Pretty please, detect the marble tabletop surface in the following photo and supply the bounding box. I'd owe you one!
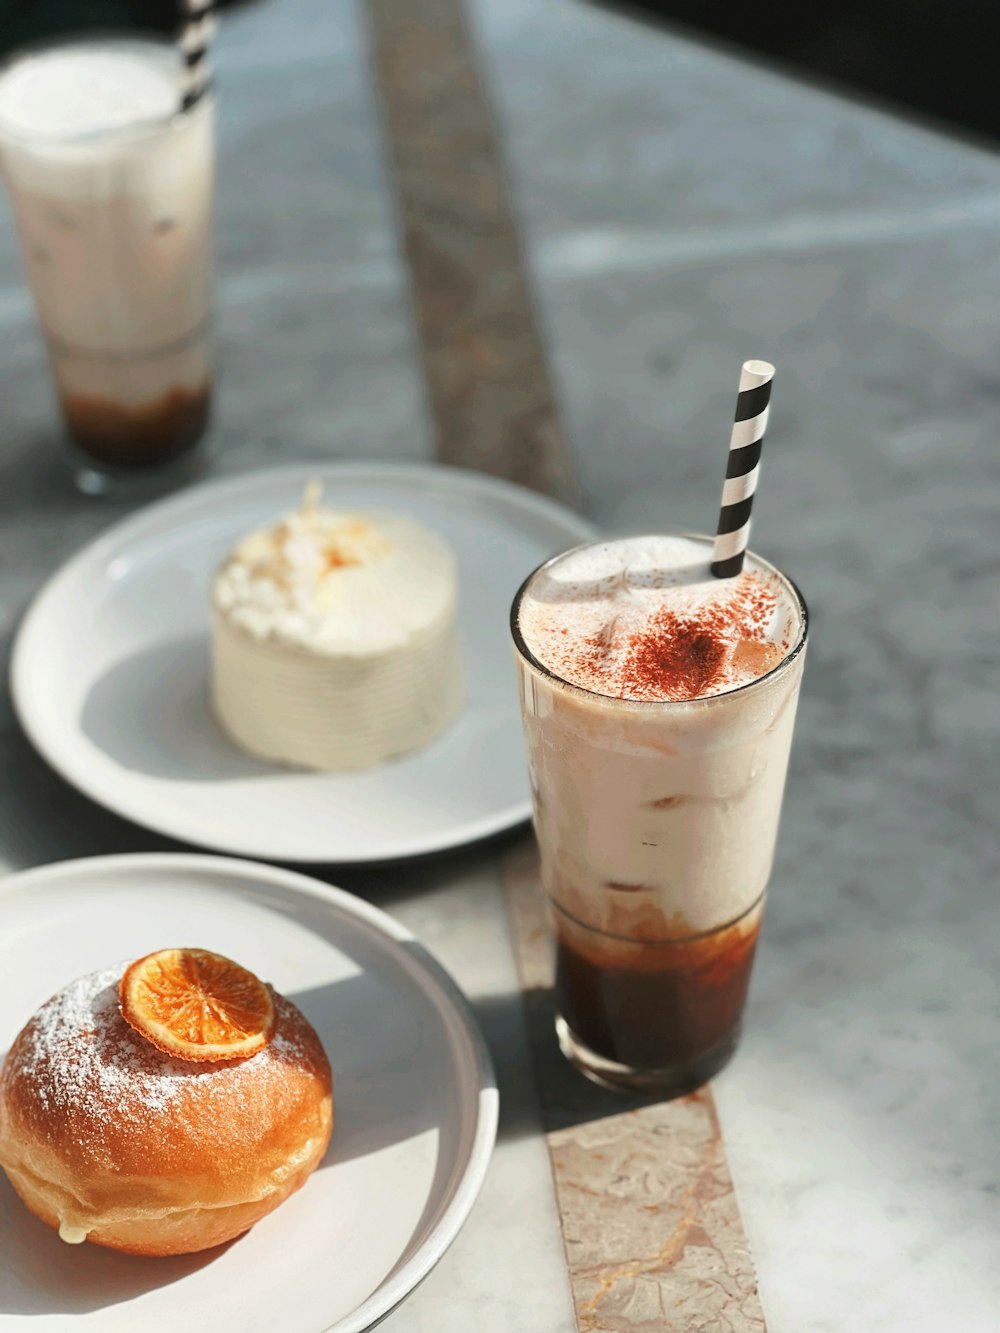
[1,0,998,1329]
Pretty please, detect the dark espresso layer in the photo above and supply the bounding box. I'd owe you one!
[555,911,760,1072]
[60,382,211,467]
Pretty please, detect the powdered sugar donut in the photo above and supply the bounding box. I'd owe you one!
[0,964,333,1256]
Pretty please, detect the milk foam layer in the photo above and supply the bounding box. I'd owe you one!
[0,46,179,141]
[518,535,802,703]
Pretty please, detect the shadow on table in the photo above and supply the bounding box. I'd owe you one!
[472,988,667,1138]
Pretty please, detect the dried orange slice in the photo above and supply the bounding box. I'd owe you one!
[120,948,275,1062]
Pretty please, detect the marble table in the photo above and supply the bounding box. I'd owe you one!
[1,0,998,1329]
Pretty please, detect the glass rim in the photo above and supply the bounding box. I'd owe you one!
[509,531,809,708]
[0,35,211,150]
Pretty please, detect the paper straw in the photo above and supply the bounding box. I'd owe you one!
[179,0,216,112]
[710,359,775,578]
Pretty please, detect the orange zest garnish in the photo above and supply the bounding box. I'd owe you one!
[120,948,275,1062]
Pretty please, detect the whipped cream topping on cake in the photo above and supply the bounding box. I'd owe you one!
[210,485,465,770]
[213,484,456,656]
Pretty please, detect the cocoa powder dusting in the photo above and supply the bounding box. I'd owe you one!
[624,616,727,699]
[550,572,781,702]
[621,574,778,700]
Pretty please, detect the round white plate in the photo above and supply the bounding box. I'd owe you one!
[0,854,498,1333]
[11,462,594,862]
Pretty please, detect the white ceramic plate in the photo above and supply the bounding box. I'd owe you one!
[0,854,498,1332]
[11,462,594,863]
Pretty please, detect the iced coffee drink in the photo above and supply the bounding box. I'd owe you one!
[512,534,807,1093]
[0,40,213,479]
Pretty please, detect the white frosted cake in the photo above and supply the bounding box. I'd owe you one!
[211,485,464,770]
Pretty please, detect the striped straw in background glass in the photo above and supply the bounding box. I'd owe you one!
[179,0,216,112]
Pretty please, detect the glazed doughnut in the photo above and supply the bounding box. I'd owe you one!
[0,964,333,1256]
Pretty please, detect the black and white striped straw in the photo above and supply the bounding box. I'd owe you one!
[179,0,216,112]
[710,359,775,579]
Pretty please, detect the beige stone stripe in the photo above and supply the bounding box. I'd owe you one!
[367,0,580,505]
[368,4,765,1328]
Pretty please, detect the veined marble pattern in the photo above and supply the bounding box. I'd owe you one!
[551,1102,763,1333]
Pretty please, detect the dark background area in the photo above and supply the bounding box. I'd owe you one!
[0,0,243,53]
[612,0,1000,145]
[3,0,997,148]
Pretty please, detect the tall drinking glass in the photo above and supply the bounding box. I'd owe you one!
[0,39,214,492]
[511,533,808,1094]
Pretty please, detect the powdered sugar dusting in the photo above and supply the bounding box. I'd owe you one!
[4,964,319,1152]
